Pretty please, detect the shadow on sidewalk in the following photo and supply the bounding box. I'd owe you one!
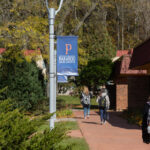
[95,111,140,130]
[82,121,100,125]
[74,116,84,119]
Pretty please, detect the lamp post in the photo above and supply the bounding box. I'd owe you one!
[45,0,63,129]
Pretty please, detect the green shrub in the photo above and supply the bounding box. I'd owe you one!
[0,98,14,113]
[0,100,70,150]
[0,58,46,111]
[26,127,68,150]
[0,101,35,150]
[78,58,113,90]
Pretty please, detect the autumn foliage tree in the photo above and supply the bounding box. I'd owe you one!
[1,0,150,93]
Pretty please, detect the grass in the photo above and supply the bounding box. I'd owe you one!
[30,95,91,149]
[56,109,73,118]
[58,137,89,150]
[56,121,79,130]
[31,95,93,149]
[37,120,79,132]
[57,95,98,110]
[56,121,89,149]
[37,120,89,150]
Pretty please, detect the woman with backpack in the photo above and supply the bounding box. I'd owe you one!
[96,88,110,125]
[80,86,91,119]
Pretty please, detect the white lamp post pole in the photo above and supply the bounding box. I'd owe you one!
[45,0,63,129]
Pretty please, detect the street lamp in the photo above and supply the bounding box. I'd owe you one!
[45,0,64,129]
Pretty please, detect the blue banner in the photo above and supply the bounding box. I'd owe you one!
[57,75,68,83]
[57,36,78,76]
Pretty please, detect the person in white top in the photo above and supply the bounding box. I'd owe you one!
[96,88,110,124]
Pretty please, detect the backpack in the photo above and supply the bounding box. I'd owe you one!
[81,93,90,105]
[98,96,106,107]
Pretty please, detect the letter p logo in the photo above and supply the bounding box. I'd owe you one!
[65,44,72,55]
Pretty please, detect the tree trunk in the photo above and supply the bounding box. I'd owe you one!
[121,1,124,50]
[56,0,73,36]
[115,1,120,50]
[73,2,97,34]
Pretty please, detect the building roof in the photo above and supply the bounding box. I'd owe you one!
[114,50,147,76]
[0,48,41,56]
[23,49,41,56]
[116,49,133,57]
[130,38,150,69]
[0,48,6,54]
[116,50,129,57]
[112,50,133,62]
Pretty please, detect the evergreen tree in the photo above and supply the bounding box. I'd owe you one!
[0,56,45,111]
[0,99,68,150]
[79,58,113,91]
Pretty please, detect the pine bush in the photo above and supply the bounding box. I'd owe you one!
[0,59,46,111]
[0,100,35,150]
[0,100,70,150]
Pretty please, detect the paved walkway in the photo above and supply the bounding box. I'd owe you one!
[73,110,150,150]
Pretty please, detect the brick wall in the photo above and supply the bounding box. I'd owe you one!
[116,77,128,111]
[115,76,149,111]
[128,76,149,108]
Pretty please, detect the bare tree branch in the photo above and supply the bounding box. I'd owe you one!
[73,2,97,34]
[56,0,72,35]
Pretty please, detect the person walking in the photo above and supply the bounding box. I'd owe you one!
[142,96,150,144]
[97,88,110,125]
[80,86,91,119]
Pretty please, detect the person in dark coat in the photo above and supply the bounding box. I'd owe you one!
[142,96,150,144]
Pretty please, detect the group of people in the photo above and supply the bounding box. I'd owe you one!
[80,86,110,124]
[80,85,150,144]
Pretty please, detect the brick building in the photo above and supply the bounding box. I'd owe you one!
[130,38,150,72]
[112,50,149,111]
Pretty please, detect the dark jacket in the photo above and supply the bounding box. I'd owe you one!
[142,101,150,144]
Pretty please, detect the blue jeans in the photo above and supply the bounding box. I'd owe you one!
[83,104,90,118]
[99,107,107,122]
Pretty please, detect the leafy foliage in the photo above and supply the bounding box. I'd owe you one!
[0,0,144,73]
[26,127,69,150]
[0,99,70,150]
[0,51,45,111]
[1,0,150,98]
[78,58,113,90]
[82,29,116,61]
[0,100,35,150]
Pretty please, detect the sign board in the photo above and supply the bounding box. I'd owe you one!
[57,75,68,83]
[57,36,78,76]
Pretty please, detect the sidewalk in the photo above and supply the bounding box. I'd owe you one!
[73,110,150,150]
